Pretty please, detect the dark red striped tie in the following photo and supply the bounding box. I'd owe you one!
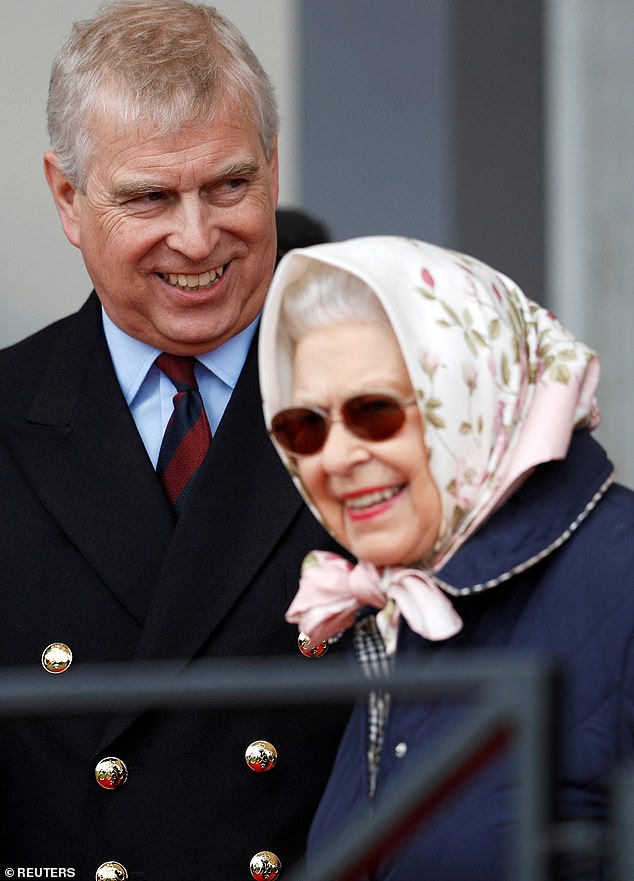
[156,353,212,514]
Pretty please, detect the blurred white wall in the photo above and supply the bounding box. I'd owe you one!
[0,0,299,347]
[546,0,634,486]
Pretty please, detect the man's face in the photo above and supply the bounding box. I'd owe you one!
[45,100,279,354]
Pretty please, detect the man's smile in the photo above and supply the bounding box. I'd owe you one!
[158,264,225,291]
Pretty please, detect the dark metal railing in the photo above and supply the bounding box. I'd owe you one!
[0,653,629,880]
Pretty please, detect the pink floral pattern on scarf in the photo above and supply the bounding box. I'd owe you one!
[259,236,601,645]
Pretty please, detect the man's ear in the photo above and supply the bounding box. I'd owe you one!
[44,152,82,249]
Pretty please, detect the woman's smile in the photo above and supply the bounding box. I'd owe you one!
[340,483,406,520]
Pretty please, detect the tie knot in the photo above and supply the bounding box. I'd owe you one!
[156,353,198,391]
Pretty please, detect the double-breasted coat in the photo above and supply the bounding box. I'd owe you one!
[0,293,349,879]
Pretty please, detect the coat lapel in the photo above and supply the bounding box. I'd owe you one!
[94,335,305,752]
[1,295,174,626]
[133,336,303,661]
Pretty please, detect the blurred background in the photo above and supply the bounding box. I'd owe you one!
[1,0,632,484]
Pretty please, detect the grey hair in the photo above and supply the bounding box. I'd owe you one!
[47,0,280,189]
[280,263,390,343]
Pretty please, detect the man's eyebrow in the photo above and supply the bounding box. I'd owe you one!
[112,160,262,200]
[216,159,261,178]
[112,181,167,200]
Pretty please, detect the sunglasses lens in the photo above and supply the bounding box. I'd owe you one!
[271,395,409,455]
[344,394,406,440]
[271,408,327,455]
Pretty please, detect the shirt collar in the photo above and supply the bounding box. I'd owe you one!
[102,307,259,406]
[196,316,259,388]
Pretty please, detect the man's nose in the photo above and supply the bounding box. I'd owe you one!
[165,198,220,260]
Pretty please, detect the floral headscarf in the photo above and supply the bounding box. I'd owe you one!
[260,236,600,573]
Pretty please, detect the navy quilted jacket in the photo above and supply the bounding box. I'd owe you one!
[308,431,634,880]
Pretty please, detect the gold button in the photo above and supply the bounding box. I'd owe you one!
[41,642,73,674]
[95,862,128,881]
[250,851,281,880]
[95,757,128,790]
[245,740,278,773]
[298,632,328,658]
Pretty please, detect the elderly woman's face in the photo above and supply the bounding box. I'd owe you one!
[292,321,441,567]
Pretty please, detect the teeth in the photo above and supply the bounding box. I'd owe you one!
[164,265,224,290]
[345,486,402,510]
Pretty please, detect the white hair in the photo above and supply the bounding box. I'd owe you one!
[47,0,279,189]
[280,263,390,344]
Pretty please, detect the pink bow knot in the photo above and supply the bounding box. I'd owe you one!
[285,550,463,653]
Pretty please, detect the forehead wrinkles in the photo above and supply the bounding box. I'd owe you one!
[91,126,260,196]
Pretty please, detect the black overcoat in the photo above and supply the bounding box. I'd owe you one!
[0,293,349,879]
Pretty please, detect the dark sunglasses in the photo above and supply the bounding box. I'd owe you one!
[270,393,418,456]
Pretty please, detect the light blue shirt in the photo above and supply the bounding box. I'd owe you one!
[102,308,258,467]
